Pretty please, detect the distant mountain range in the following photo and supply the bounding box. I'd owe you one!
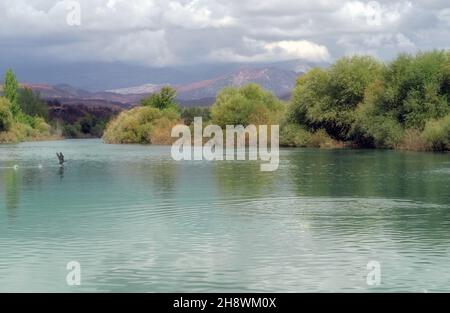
[21,67,303,107]
[1,59,324,91]
[108,67,299,100]
[8,59,325,108]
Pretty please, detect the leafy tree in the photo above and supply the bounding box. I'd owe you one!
[0,97,13,132]
[351,51,450,148]
[289,56,383,141]
[382,51,450,129]
[423,114,450,151]
[79,114,94,134]
[103,106,180,144]
[3,69,20,117]
[181,107,211,125]
[141,86,179,111]
[211,84,284,127]
[18,88,49,119]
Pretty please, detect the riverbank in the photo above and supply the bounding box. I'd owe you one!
[0,125,62,144]
[0,134,62,144]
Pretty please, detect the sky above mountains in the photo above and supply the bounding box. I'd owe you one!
[0,0,449,70]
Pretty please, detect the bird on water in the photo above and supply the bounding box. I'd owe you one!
[56,152,66,167]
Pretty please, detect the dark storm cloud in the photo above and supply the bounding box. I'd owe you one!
[0,0,448,67]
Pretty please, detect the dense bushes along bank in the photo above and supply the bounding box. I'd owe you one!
[0,70,57,143]
[0,69,118,143]
[103,50,450,151]
[2,50,443,151]
[285,50,450,151]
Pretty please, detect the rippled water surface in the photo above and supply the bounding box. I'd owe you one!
[1,139,450,292]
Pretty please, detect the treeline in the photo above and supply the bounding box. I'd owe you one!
[103,87,181,144]
[104,50,450,152]
[103,84,286,145]
[4,50,447,150]
[47,99,117,139]
[0,69,54,143]
[3,50,442,151]
[286,50,450,151]
[0,69,117,143]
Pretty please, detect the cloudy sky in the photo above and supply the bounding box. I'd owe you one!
[0,0,449,68]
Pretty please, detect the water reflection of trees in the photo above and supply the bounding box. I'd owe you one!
[148,161,178,195]
[288,149,450,202]
[287,148,450,243]
[2,163,21,217]
[213,161,275,198]
[127,160,179,196]
[2,164,47,218]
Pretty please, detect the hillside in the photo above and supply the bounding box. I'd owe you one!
[109,67,299,101]
[3,65,305,109]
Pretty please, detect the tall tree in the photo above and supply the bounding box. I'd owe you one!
[0,97,13,132]
[141,86,179,111]
[18,88,48,119]
[3,69,20,116]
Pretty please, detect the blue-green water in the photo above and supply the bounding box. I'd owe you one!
[1,139,450,292]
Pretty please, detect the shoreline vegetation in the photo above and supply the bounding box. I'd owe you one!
[103,50,450,152]
[0,70,60,143]
[2,50,450,152]
[0,69,114,143]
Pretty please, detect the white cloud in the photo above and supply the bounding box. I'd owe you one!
[438,8,450,25]
[164,0,237,29]
[0,0,447,66]
[336,1,413,30]
[209,38,330,63]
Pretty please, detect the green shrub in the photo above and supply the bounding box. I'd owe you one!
[181,107,211,125]
[399,129,429,151]
[3,69,20,116]
[422,114,450,151]
[352,97,404,148]
[382,51,450,129]
[0,97,13,132]
[18,88,49,119]
[309,129,339,148]
[280,123,313,147]
[289,56,383,141]
[141,86,179,111]
[211,84,284,127]
[103,106,181,144]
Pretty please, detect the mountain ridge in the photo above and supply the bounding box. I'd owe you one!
[107,67,300,101]
[11,64,313,108]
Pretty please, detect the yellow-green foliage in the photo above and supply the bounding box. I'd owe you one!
[280,123,313,147]
[289,56,383,142]
[422,114,450,151]
[280,123,340,148]
[398,129,429,151]
[0,96,53,143]
[287,50,450,151]
[103,106,181,144]
[211,84,285,127]
[0,97,13,132]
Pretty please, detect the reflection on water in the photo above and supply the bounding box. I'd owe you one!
[58,166,64,181]
[213,161,275,198]
[2,162,21,217]
[0,140,450,292]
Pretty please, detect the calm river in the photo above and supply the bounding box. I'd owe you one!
[1,139,450,292]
